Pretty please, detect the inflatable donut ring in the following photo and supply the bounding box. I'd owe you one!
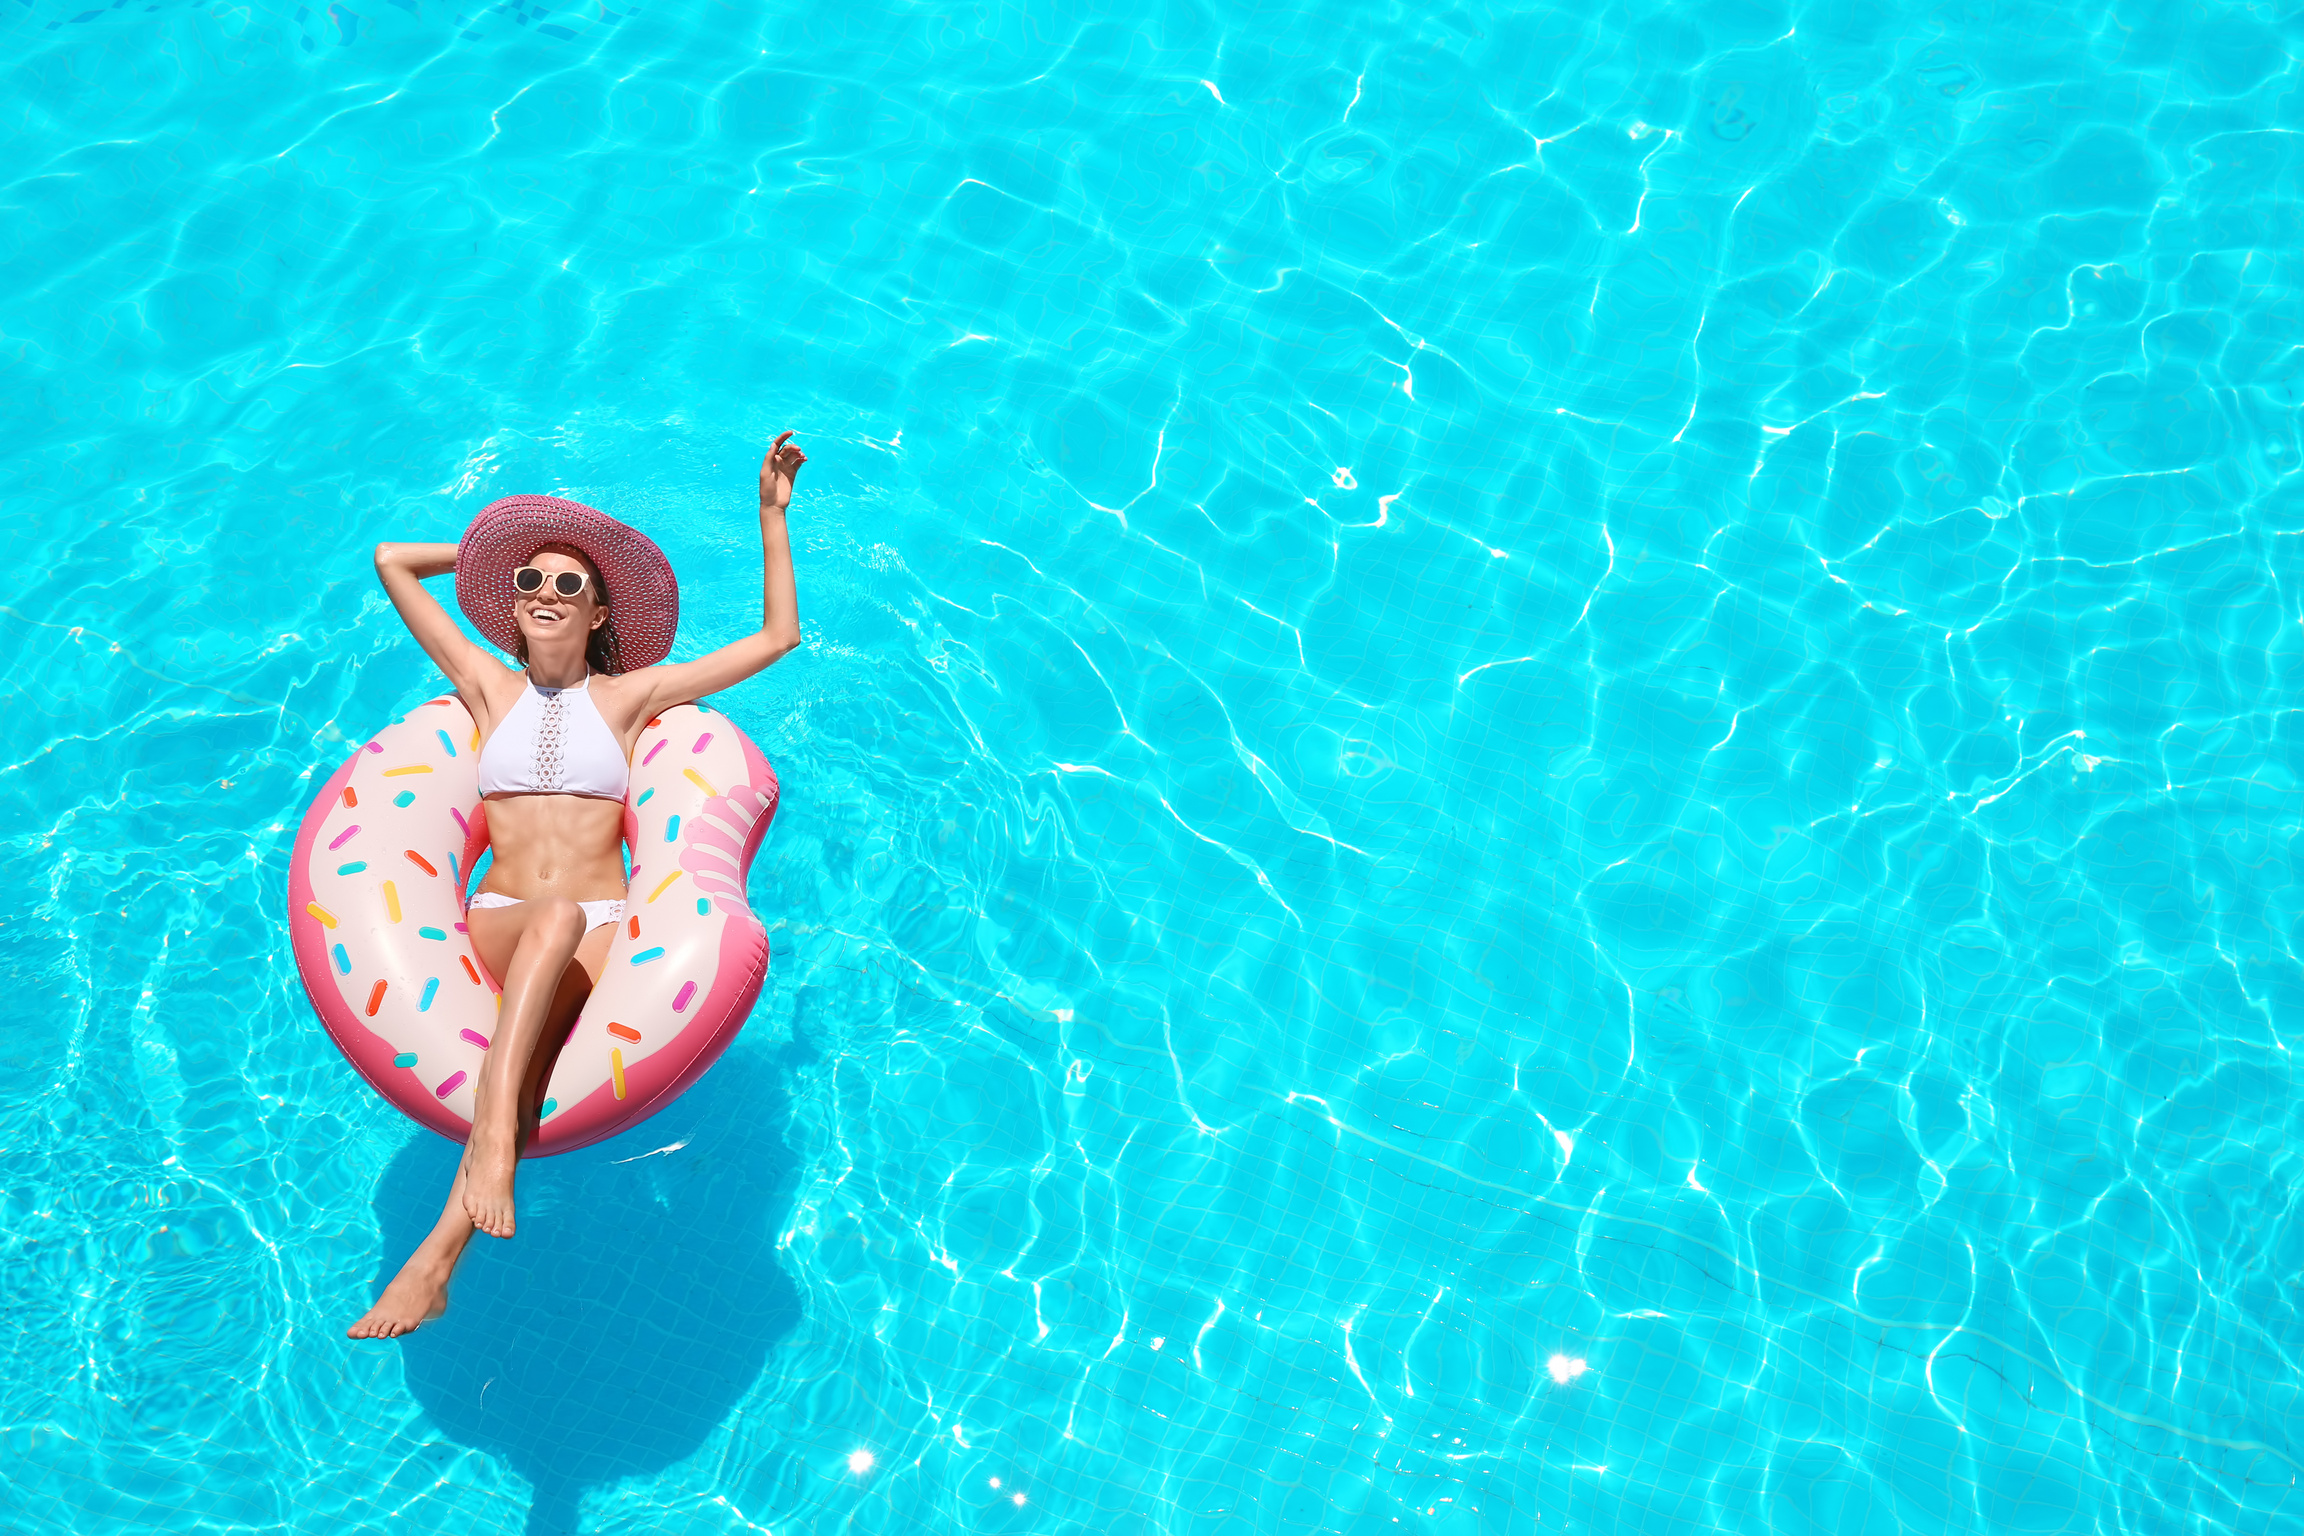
[286,696,780,1156]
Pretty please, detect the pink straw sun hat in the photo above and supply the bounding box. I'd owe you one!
[455,495,680,672]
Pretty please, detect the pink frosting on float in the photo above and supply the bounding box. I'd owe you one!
[541,728,779,1149]
[289,703,781,1158]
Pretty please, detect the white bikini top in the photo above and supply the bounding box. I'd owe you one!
[475,675,631,802]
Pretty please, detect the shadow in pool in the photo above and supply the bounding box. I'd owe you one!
[372,1046,804,1534]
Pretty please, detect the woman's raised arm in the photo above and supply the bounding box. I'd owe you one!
[374,541,501,695]
[632,433,807,713]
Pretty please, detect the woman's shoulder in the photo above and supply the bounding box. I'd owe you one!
[459,663,527,722]
[589,668,666,730]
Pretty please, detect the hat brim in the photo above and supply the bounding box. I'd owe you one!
[455,496,680,671]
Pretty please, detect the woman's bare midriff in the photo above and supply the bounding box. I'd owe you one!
[475,792,629,902]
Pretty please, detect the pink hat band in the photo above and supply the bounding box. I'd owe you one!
[455,496,680,671]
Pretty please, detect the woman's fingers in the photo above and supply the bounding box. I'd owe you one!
[758,433,805,509]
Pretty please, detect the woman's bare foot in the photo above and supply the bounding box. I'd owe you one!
[347,1253,453,1338]
[461,1120,520,1238]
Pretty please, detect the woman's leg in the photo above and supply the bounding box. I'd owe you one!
[459,897,613,1238]
[347,1161,480,1338]
[346,900,612,1335]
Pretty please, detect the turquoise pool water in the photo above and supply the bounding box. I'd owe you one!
[7,0,2303,1531]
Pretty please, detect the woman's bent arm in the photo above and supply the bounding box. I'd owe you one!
[375,541,500,694]
[634,434,807,713]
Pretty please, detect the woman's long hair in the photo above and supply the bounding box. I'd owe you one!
[513,541,625,675]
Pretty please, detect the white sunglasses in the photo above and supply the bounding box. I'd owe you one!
[513,566,594,599]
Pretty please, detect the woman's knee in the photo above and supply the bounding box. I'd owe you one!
[525,898,588,947]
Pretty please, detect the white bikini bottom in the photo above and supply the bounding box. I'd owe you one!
[468,891,626,931]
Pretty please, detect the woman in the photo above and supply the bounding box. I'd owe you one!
[347,432,807,1339]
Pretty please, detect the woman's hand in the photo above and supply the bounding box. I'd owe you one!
[759,431,807,515]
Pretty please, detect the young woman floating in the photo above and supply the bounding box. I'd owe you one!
[340,433,805,1338]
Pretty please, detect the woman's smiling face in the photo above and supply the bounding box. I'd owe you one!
[514,545,607,650]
